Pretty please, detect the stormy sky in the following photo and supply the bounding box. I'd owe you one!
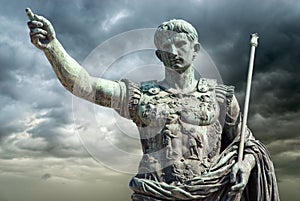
[0,0,299,200]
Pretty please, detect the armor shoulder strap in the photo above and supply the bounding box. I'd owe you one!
[121,79,145,126]
[215,84,235,105]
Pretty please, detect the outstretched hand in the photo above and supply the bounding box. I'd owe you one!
[228,154,255,198]
[26,8,56,50]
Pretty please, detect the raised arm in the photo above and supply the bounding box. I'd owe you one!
[26,8,123,109]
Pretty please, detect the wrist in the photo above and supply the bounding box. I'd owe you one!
[244,154,256,169]
[44,38,59,51]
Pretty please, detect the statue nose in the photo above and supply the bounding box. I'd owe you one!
[168,44,178,55]
[157,50,177,61]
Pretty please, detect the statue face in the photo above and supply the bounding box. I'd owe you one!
[156,32,199,73]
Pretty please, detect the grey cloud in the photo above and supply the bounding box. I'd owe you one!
[41,173,51,181]
[274,150,300,177]
[251,70,300,117]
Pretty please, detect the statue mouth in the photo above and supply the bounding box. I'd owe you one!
[170,58,182,62]
[168,57,185,68]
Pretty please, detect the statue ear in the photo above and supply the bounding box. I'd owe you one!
[155,50,163,61]
[192,43,200,60]
[194,42,200,53]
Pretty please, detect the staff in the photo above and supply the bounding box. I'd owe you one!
[238,33,259,163]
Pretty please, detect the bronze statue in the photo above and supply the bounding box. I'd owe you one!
[26,8,279,201]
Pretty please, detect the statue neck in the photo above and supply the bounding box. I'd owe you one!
[163,65,197,93]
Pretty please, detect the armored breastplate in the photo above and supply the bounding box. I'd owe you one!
[124,78,234,183]
[125,78,233,184]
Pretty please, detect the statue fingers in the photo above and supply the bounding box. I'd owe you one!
[26,8,48,25]
[230,164,239,183]
[29,27,49,49]
[231,171,247,192]
[231,181,246,192]
[27,21,44,29]
[31,34,47,49]
[26,8,35,21]
[25,8,55,39]
[35,15,55,39]
[30,28,48,37]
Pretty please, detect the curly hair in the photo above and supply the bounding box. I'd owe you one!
[154,19,199,48]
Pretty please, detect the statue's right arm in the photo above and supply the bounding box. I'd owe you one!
[26,8,123,109]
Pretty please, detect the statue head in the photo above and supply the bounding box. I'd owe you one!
[154,19,200,73]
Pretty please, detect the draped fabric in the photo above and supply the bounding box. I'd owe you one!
[130,134,280,201]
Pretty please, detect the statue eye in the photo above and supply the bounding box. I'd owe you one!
[162,43,171,50]
[175,41,187,47]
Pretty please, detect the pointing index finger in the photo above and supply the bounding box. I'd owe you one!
[26,8,35,20]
